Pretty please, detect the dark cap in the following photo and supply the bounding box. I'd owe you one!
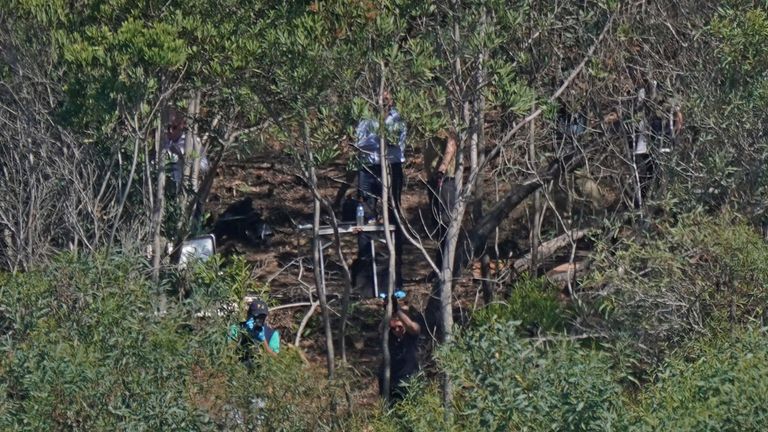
[247,299,269,318]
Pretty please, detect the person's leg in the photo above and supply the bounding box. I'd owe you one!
[633,154,647,209]
[378,367,386,398]
[391,379,407,402]
[636,153,654,206]
[358,166,380,219]
[356,165,381,292]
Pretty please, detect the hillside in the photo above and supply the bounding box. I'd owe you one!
[4,0,768,430]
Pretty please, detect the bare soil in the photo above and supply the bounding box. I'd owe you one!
[208,153,450,407]
[206,150,593,408]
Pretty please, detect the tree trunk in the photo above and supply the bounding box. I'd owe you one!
[529,106,541,274]
[306,120,335,379]
[107,131,141,249]
[513,228,591,273]
[377,69,396,402]
[461,151,585,275]
[474,10,492,305]
[151,114,168,313]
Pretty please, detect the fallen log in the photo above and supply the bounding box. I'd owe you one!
[513,228,592,273]
[545,261,589,286]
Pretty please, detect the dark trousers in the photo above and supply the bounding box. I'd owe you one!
[378,371,412,402]
[428,176,457,269]
[634,153,655,209]
[357,163,404,289]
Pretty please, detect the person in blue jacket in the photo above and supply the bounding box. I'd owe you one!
[229,299,280,367]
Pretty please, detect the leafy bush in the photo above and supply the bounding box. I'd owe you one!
[583,212,768,364]
[385,318,625,432]
[475,275,566,335]
[0,252,337,431]
[630,327,768,431]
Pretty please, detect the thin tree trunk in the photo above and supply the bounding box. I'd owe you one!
[377,68,396,402]
[529,105,541,274]
[474,8,493,304]
[437,0,469,420]
[306,119,335,379]
[107,130,141,249]
[151,114,168,313]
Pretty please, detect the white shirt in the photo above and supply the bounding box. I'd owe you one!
[164,133,209,184]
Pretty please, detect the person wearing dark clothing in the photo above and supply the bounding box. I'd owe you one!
[629,80,684,209]
[379,300,421,402]
[229,299,280,368]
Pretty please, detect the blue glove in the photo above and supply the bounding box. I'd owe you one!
[254,328,266,342]
[378,290,406,300]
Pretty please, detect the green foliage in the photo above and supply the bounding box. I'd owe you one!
[671,3,768,217]
[712,6,768,93]
[584,212,768,364]
[368,323,768,432]
[0,253,336,430]
[630,328,768,431]
[475,275,566,335]
[386,320,625,432]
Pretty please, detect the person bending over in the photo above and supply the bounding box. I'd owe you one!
[379,294,421,402]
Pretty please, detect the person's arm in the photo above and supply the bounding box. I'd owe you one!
[259,328,279,356]
[395,309,421,336]
[355,134,380,154]
[437,130,457,175]
[261,339,278,356]
[397,118,407,155]
[165,137,184,157]
[353,119,380,153]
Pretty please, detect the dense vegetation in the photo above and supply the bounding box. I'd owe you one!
[3,0,768,430]
[5,218,768,430]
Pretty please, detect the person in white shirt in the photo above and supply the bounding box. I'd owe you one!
[631,85,655,209]
[164,110,209,194]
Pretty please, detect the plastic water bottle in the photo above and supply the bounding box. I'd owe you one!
[356,202,365,226]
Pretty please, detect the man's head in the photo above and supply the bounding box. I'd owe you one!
[247,299,269,327]
[166,110,186,142]
[383,91,394,110]
[390,317,406,338]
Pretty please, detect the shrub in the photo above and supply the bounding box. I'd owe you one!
[386,318,626,432]
[475,275,566,335]
[630,327,768,431]
[582,212,768,365]
[0,252,336,431]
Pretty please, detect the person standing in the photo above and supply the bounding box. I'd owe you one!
[629,84,655,209]
[164,109,209,194]
[423,127,458,271]
[354,91,407,290]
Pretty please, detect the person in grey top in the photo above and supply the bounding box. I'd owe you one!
[354,91,407,291]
